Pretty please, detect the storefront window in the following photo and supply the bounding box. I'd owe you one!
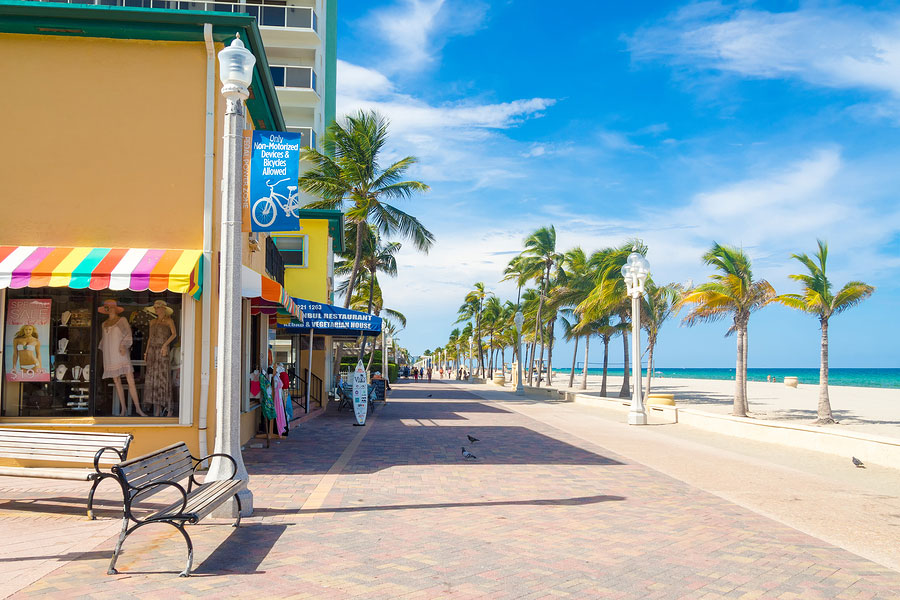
[2,288,182,419]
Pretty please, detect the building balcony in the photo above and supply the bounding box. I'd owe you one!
[271,65,319,106]
[28,0,320,46]
[286,126,317,150]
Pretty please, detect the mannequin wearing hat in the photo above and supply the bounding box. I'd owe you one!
[98,299,147,417]
[144,300,177,417]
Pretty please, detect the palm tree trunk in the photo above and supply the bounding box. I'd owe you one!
[357,270,377,360]
[619,324,630,398]
[581,335,590,391]
[568,336,578,388]
[742,322,750,415]
[547,320,555,384]
[733,324,746,417]
[531,271,547,386]
[817,318,834,424]
[644,339,655,398]
[600,336,608,396]
[344,222,366,309]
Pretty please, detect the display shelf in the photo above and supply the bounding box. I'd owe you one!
[55,352,90,356]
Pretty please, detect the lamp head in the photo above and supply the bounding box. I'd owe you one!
[514,310,524,329]
[218,34,256,96]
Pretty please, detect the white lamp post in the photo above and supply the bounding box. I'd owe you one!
[621,247,650,426]
[514,311,525,395]
[468,339,473,382]
[209,34,256,515]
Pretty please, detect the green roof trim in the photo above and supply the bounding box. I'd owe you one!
[298,209,344,253]
[0,0,285,131]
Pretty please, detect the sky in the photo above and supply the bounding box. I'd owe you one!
[334,0,900,369]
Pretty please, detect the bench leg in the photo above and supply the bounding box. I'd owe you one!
[107,518,129,575]
[233,494,242,528]
[173,522,194,577]
[87,477,102,520]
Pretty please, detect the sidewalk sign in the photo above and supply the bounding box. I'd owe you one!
[352,360,368,426]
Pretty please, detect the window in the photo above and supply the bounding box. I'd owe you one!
[2,288,183,419]
[273,235,307,267]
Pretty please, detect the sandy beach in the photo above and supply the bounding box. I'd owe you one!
[541,372,900,440]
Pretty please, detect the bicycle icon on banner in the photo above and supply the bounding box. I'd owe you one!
[252,178,302,228]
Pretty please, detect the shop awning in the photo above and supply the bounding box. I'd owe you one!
[241,266,302,321]
[277,297,382,337]
[0,246,203,299]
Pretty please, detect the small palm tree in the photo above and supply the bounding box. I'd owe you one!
[777,241,874,424]
[681,243,775,417]
[458,283,491,377]
[519,226,562,386]
[298,110,433,308]
[641,281,682,398]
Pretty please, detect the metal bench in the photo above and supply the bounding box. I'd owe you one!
[0,428,133,519]
[108,442,244,577]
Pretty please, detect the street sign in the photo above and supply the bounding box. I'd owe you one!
[352,360,368,426]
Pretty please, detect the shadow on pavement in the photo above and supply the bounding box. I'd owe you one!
[255,494,626,516]
[193,524,289,576]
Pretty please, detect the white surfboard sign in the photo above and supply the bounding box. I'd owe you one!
[352,360,368,425]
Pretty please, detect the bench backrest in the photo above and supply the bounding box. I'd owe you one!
[0,428,133,464]
[113,442,194,491]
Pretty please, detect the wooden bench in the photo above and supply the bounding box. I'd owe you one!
[0,428,133,519]
[107,442,245,577]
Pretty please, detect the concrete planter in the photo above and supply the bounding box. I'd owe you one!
[783,376,799,388]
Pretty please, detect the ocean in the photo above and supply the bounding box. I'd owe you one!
[551,367,900,389]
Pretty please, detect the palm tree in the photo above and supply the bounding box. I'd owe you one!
[458,283,491,377]
[481,295,503,378]
[681,243,775,417]
[579,243,647,398]
[641,281,682,398]
[777,241,875,424]
[519,226,561,386]
[298,110,433,308]
[550,247,594,390]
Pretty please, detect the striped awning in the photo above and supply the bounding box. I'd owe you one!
[241,265,302,321]
[0,246,203,299]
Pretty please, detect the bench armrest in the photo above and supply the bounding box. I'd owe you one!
[93,446,128,474]
[189,453,237,488]
[128,480,188,522]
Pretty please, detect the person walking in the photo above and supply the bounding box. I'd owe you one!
[426,366,433,382]
[413,367,419,382]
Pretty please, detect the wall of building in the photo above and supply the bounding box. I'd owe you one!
[0,34,206,248]
[282,219,330,303]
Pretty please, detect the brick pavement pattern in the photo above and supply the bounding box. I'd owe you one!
[4,380,900,598]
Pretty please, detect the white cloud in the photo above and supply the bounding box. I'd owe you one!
[363,0,488,74]
[629,6,900,101]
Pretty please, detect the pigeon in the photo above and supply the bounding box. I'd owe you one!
[852,456,865,468]
[467,434,479,444]
[461,447,477,460]
[427,394,433,397]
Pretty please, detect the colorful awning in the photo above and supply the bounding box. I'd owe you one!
[241,266,302,321]
[0,246,203,299]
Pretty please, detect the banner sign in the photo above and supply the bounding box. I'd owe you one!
[241,130,252,232]
[352,360,368,426]
[248,130,303,233]
[277,299,383,337]
[5,299,51,382]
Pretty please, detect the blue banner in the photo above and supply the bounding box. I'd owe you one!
[249,130,303,232]
[278,299,383,337]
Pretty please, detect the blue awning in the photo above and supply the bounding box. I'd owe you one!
[277,298,382,337]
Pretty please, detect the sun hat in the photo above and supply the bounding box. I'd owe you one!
[145,299,174,316]
[97,299,124,314]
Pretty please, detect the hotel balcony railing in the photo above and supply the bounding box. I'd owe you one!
[286,126,316,150]
[270,65,317,93]
[30,0,318,31]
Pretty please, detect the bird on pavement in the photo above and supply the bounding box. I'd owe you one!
[852,456,865,468]
[467,434,479,444]
[461,447,477,460]
[426,394,432,397]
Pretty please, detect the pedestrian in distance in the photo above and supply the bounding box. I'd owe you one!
[413,367,419,381]
[427,366,433,382]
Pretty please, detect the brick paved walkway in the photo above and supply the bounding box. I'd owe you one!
[3,380,900,598]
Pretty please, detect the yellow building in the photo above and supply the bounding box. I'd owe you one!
[0,2,302,460]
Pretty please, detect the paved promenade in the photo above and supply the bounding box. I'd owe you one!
[1,380,899,598]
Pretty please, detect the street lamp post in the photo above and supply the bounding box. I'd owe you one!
[209,35,256,515]
[514,311,524,395]
[621,247,650,426]
[468,339,473,382]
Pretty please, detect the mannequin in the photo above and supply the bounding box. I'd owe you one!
[143,300,177,416]
[98,299,147,417]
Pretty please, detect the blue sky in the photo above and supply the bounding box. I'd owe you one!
[335,0,900,369]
